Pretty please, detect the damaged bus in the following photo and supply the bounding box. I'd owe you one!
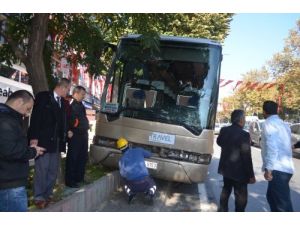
[90,35,222,183]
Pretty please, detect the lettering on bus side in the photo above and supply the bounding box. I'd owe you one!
[149,132,175,145]
[0,87,13,97]
[0,87,14,103]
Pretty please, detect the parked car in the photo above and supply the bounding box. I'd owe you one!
[214,123,230,135]
[244,115,259,132]
[244,121,250,132]
[249,120,265,147]
[214,123,221,135]
[290,123,300,158]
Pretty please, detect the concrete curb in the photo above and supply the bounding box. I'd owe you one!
[39,171,121,212]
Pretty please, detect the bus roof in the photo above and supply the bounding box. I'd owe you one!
[121,34,222,47]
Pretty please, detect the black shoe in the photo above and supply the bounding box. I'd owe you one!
[128,193,136,204]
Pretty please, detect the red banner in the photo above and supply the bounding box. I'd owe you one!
[233,81,243,90]
[220,80,234,87]
[219,78,279,92]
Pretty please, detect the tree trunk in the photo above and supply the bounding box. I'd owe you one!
[26,14,50,95]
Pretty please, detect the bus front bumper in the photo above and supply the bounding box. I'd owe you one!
[89,144,209,184]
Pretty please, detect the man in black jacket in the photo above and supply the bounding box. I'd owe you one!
[0,90,45,212]
[217,109,256,212]
[28,78,71,209]
[65,86,90,188]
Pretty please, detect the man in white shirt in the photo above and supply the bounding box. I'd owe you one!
[261,100,294,212]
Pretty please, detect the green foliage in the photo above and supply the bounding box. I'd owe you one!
[0,14,31,64]
[159,13,233,41]
[267,19,300,118]
[1,13,233,91]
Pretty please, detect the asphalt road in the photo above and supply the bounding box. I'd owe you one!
[96,177,216,212]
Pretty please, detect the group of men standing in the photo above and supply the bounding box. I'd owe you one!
[0,78,90,211]
[217,100,295,212]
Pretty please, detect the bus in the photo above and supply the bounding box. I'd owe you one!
[90,35,222,183]
[0,75,33,103]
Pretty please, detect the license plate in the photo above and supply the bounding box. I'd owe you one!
[145,161,157,170]
[149,132,175,145]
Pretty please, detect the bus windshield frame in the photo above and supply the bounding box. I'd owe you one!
[101,37,222,135]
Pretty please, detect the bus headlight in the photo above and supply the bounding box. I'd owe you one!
[197,154,212,164]
[93,136,116,148]
[166,149,211,165]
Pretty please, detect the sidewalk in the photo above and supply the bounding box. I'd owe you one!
[35,170,121,212]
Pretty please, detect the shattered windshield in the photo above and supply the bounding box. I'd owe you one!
[102,38,222,135]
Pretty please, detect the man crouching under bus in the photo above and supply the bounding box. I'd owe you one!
[117,137,157,204]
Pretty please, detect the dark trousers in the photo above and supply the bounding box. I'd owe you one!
[65,133,88,186]
[34,152,60,201]
[123,176,156,196]
[266,170,293,212]
[219,177,248,212]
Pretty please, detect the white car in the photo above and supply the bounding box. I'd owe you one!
[249,120,265,147]
[290,123,300,157]
[214,123,221,134]
[214,123,230,135]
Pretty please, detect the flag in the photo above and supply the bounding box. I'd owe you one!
[71,55,79,84]
[220,80,234,87]
[60,57,70,78]
[256,83,269,91]
[95,77,101,99]
[91,75,96,96]
[107,84,112,102]
[233,81,243,91]
[78,65,84,86]
[239,81,251,91]
[248,82,260,90]
[99,75,105,94]
[264,83,276,90]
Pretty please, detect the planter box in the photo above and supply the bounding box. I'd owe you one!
[39,171,120,212]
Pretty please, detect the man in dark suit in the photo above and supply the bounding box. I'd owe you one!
[217,109,256,212]
[65,86,90,188]
[28,78,71,209]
